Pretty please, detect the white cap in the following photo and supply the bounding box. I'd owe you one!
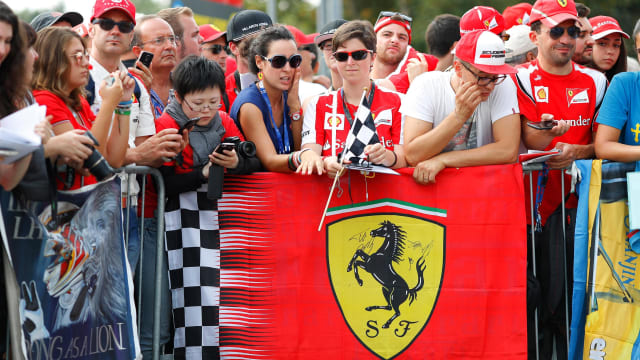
[505,25,536,61]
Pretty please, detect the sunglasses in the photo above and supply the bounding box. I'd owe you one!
[91,18,134,34]
[548,25,580,40]
[376,11,412,26]
[206,44,229,55]
[261,54,302,69]
[333,49,372,62]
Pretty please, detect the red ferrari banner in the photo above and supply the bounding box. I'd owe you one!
[217,165,527,359]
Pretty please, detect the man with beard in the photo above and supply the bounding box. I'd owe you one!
[370,11,437,93]
[572,3,594,65]
[514,0,606,357]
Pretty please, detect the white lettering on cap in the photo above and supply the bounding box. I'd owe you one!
[473,31,507,66]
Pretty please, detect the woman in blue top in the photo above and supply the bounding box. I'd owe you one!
[230,26,321,173]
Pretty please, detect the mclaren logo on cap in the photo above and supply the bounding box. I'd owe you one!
[557,0,568,7]
[479,50,506,59]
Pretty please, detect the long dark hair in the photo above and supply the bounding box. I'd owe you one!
[602,38,627,82]
[0,1,27,117]
[248,25,295,75]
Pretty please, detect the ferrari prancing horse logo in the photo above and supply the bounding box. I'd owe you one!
[327,213,445,359]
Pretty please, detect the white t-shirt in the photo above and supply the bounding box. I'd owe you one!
[400,70,519,148]
[298,79,327,104]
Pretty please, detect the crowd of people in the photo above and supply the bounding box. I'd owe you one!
[1,0,640,358]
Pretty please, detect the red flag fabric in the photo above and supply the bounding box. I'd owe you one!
[217,164,527,359]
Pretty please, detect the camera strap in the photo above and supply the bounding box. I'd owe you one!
[45,158,60,231]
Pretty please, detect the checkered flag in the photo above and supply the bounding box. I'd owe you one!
[340,92,379,166]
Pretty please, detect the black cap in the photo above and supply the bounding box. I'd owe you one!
[226,10,273,43]
[30,11,83,32]
[314,19,347,46]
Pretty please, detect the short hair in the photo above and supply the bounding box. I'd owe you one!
[332,20,376,53]
[634,18,640,41]
[131,15,162,47]
[0,0,27,117]
[32,27,85,111]
[157,7,193,48]
[505,48,538,66]
[530,20,542,33]
[575,3,590,18]
[171,55,225,98]
[248,25,295,74]
[426,14,460,58]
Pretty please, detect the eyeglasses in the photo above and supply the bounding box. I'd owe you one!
[205,44,229,55]
[183,98,221,113]
[548,25,580,40]
[333,49,372,62]
[460,61,507,86]
[91,18,134,34]
[319,42,333,52]
[376,11,412,26]
[261,54,302,69]
[141,35,179,47]
[68,50,89,65]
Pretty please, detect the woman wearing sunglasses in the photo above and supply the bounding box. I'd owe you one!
[32,27,134,189]
[298,20,406,177]
[589,16,628,82]
[229,26,312,173]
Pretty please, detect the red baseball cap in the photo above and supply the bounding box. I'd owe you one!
[529,0,577,27]
[285,25,316,46]
[91,0,136,24]
[374,12,412,43]
[590,16,630,40]
[460,6,505,36]
[455,31,516,74]
[199,24,227,43]
[503,3,532,30]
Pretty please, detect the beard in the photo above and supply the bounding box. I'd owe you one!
[377,46,405,66]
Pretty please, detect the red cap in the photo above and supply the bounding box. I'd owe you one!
[590,16,630,40]
[374,16,412,43]
[455,31,516,75]
[460,6,505,36]
[91,0,136,24]
[285,25,316,46]
[503,3,533,30]
[529,0,577,27]
[199,24,227,43]
[73,23,90,38]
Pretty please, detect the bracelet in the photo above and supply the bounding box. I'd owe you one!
[388,151,398,168]
[297,148,311,165]
[118,99,133,107]
[287,153,297,171]
[114,108,131,116]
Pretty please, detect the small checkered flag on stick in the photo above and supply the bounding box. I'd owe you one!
[339,89,379,166]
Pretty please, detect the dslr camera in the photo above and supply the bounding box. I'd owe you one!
[207,137,257,200]
[82,131,114,181]
[221,136,256,158]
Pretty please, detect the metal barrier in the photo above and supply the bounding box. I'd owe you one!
[522,163,571,360]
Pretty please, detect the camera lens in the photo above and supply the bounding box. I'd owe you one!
[238,141,256,157]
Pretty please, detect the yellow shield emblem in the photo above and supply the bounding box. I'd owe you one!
[557,0,567,7]
[327,213,445,359]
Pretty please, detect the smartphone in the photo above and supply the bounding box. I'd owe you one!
[136,51,154,70]
[527,119,558,130]
[178,118,200,134]
[215,142,235,154]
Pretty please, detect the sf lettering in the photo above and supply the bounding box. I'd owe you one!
[365,320,418,338]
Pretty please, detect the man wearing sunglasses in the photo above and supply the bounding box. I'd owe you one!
[371,11,438,94]
[200,24,231,112]
[513,0,607,357]
[402,30,520,185]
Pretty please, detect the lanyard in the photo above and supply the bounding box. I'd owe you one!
[257,81,290,154]
[340,82,376,126]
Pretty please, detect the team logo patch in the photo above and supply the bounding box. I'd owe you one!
[534,86,549,103]
[327,213,445,359]
[567,88,589,106]
[324,113,345,130]
[557,0,567,7]
[374,109,393,126]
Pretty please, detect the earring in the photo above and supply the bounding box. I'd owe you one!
[258,71,264,80]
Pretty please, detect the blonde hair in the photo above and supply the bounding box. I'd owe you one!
[32,27,85,110]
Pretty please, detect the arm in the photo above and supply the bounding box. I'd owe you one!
[159,165,206,197]
[0,154,32,191]
[105,73,135,168]
[288,68,302,151]
[520,114,569,150]
[413,113,521,184]
[124,129,183,167]
[594,124,640,162]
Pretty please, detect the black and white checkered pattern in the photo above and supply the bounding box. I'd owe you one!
[341,96,380,166]
[165,184,220,360]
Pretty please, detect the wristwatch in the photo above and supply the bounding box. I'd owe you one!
[290,109,302,121]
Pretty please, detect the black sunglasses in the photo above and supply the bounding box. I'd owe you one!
[333,49,372,62]
[376,11,413,26]
[549,25,580,40]
[206,44,229,55]
[92,18,134,34]
[261,54,302,69]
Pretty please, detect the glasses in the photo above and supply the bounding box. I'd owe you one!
[261,54,302,69]
[91,18,134,34]
[141,35,179,47]
[333,49,372,62]
[460,61,507,86]
[548,25,580,40]
[376,11,412,26]
[183,98,221,113]
[205,44,229,55]
[319,42,333,52]
[68,50,89,65]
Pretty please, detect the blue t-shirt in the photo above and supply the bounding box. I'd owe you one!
[229,83,293,154]
[596,71,640,146]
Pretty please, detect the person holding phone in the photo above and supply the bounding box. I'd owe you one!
[401,30,521,184]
